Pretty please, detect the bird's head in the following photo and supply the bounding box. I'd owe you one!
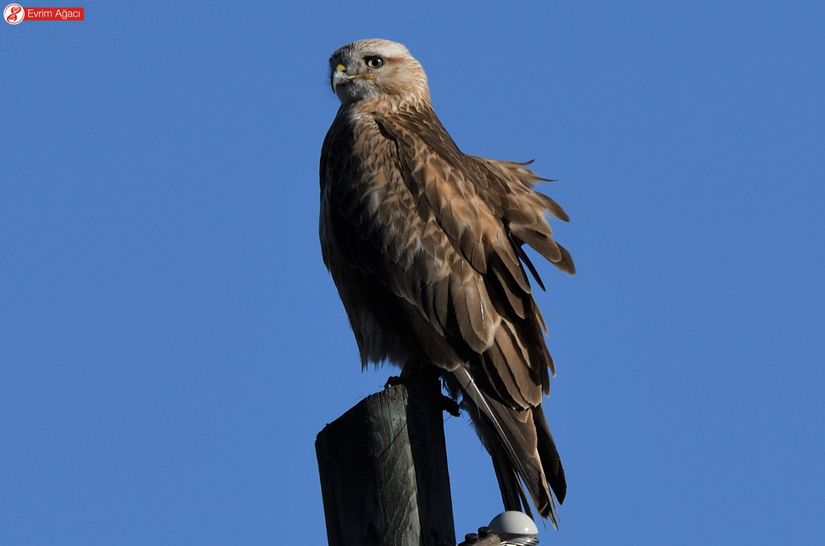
[328,39,430,106]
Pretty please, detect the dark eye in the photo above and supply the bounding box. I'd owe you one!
[365,56,384,69]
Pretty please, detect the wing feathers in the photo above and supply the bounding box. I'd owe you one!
[432,276,450,331]
[449,267,498,353]
[512,226,563,264]
[537,193,571,222]
[496,323,541,407]
[490,262,528,319]
[322,105,572,522]
[555,242,576,275]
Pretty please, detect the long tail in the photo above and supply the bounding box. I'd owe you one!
[451,367,566,526]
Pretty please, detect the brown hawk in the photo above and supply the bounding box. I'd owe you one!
[319,39,574,524]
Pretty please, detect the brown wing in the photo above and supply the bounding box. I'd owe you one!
[374,107,573,387]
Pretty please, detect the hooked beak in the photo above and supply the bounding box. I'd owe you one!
[331,64,377,93]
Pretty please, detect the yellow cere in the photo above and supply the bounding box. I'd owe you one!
[336,64,346,73]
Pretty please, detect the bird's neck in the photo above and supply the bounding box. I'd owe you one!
[343,92,432,116]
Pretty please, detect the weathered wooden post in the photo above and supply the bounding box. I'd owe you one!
[316,371,456,546]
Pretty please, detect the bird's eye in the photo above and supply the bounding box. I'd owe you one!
[365,56,384,69]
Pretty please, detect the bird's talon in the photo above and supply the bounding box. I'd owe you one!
[440,395,461,417]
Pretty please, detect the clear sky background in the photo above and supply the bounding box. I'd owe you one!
[2,2,824,545]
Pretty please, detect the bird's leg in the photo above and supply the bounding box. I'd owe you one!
[384,368,411,389]
[440,394,461,417]
[384,359,419,389]
[386,363,461,417]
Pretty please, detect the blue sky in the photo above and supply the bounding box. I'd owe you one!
[2,2,824,544]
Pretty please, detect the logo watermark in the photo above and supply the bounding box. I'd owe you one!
[4,3,23,24]
[4,3,84,23]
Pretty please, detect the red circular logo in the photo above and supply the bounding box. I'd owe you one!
[4,3,24,24]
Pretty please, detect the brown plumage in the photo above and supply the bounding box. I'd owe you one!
[319,39,573,525]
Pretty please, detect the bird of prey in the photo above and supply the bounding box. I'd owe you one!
[319,39,573,524]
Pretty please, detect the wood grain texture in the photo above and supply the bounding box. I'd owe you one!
[316,373,455,546]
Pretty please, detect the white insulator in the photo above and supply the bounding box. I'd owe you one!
[488,511,539,545]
